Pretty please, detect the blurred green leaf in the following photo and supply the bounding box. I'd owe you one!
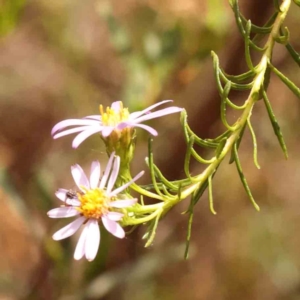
[0,0,26,36]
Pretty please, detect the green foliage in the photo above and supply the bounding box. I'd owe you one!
[0,0,26,36]
[119,0,300,257]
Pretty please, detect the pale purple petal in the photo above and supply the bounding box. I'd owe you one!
[66,199,81,206]
[102,216,125,238]
[101,126,114,137]
[106,211,124,221]
[90,161,101,189]
[109,198,137,208]
[55,190,81,206]
[72,127,103,149]
[118,122,158,136]
[51,119,99,135]
[110,171,144,197]
[85,219,100,261]
[128,100,173,121]
[53,126,92,139]
[52,216,85,240]
[99,152,115,189]
[106,156,120,193]
[47,207,80,218]
[74,224,89,260]
[71,164,90,191]
[55,189,69,201]
[132,107,183,123]
[111,101,122,112]
[84,115,101,120]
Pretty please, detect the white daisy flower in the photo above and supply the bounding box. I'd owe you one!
[51,100,183,148]
[48,153,143,261]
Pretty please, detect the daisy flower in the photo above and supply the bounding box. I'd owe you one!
[51,100,183,148]
[47,153,144,261]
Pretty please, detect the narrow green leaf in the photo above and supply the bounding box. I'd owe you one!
[147,138,164,196]
[253,12,278,44]
[245,20,255,71]
[181,110,218,148]
[184,196,195,259]
[247,118,261,169]
[285,42,300,67]
[268,62,300,98]
[263,65,272,92]
[229,123,246,164]
[219,70,254,92]
[239,14,273,34]
[294,0,300,7]
[152,164,177,190]
[145,211,161,247]
[184,136,194,180]
[248,40,266,52]
[191,180,209,206]
[233,143,260,211]
[221,81,237,131]
[205,130,231,143]
[215,138,227,158]
[211,51,224,95]
[224,69,256,83]
[229,0,246,36]
[273,0,282,12]
[191,134,219,148]
[275,27,290,44]
[262,90,288,159]
[208,175,217,215]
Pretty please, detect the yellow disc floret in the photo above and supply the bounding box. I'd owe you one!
[99,102,130,126]
[77,188,110,219]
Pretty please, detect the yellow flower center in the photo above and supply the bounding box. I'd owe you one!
[76,188,110,219]
[100,102,130,126]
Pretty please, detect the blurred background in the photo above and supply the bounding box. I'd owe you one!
[1,0,300,299]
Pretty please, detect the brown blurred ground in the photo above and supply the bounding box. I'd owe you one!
[1,0,300,299]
